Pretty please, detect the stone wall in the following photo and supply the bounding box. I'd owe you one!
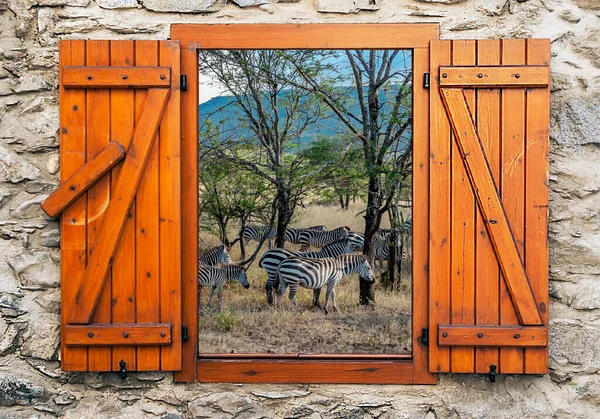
[0,0,599,417]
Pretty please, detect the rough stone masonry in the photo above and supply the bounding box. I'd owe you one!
[1,0,599,417]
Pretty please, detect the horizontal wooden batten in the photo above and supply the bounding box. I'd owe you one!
[197,359,414,384]
[64,323,172,346]
[42,142,125,218]
[198,353,412,360]
[439,66,549,88]
[438,325,547,347]
[62,66,171,88]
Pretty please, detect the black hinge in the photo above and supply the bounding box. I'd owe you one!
[419,328,429,346]
[423,72,430,89]
[181,325,189,342]
[180,74,188,92]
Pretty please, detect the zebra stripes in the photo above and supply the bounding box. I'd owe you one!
[198,264,249,307]
[258,238,355,305]
[199,244,232,266]
[284,225,326,246]
[298,226,350,251]
[346,231,364,252]
[241,225,276,247]
[277,253,374,314]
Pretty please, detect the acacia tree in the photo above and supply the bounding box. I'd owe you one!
[281,50,413,304]
[199,50,328,247]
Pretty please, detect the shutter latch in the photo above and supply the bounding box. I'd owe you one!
[182,325,189,342]
[119,360,127,380]
[489,364,497,383]
[423,72,430,89]
[180,74,188,92]
[419,328,429,346]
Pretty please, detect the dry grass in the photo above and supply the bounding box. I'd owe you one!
[198,202,412,354]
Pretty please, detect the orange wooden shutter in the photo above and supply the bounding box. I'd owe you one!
[55,40,181,372]
[429,39,550,375]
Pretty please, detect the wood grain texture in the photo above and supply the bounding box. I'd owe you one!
[158,41,182,371]
[450,40,476,373]
[439,66,548,88]
[85,40,112,372]
[171,23,439,48]
[429,40,452,374]
[110,40,137,372]
[438,325,547,347]
[440,87,542,327]
[524,39,550,374]
[68,88,170,325]
[474,39,501,374]
[65,323,172,346]
[63,66,170,88]
[59,40,88,371]
[135,40,162,371]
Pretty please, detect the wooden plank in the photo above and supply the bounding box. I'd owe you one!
[86,40,112,372]
[174,41,199,383]
[135,40,162,371]
[59,39,88,372]
[474,39,501,374]
[65,323,172,346]
[63,66,170,88]
[68,88,170,325]
[500,39,527,373]
[524,39,550,374]
[450,40,476,373]
[440,87,542,327]
[429,40,452,373]
[42,142,125,218]
[410,47,437,384]
[438,325,547,347]
[171,23,439,49]
[197,360,414,384]
[158,41,182,371]
[439,66,548,88]
[110,40,137,372]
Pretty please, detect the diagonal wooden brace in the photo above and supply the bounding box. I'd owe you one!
[440,88,542,326]
[42,142,126,218]
[67,88,170,324]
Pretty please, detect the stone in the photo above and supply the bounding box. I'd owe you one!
[34,288,60,314]
[41,229,60,248]
[95,0,139,8]
[11,75,52,94]
[551,96,600,147]
[46,154,59,175]
[139,0,222,13]
[0,145,41,183]
[0,188,12,208]
[0,322,26,356]
[560,9,581,23]
[12,194,49,219]
[0,373,45,406]
[476,0,509,16]
[231,0,270,7]
[20,319,61,361]
[24,181,57,194]
[571,29,600,68]
[33,0,90,5]
[573,0,600,10]
[448,20,486,31]
[188,392,255,418]
[251,389,310,399]
[549,319,600,377]
[8,251,60,288]
[316,0,380,13]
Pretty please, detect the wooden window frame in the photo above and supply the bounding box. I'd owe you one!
[171,23,439,384]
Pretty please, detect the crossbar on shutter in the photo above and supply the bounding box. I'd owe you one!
[439,65,548,87]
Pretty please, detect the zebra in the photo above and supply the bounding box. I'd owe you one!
[198,264,249,307]
[284,225,327,247]
[258,238,356,305]
[346,231,364,252]
[198,244,232,266]
[372,231,411,270]
[240,225,276,248]
[298,226,350,251]
[276,254,375,314]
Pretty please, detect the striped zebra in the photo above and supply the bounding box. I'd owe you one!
[284,225,326,247]
[258,238,355,305]
[276,254,375,314]
[298,226,350,251]
[241,225,276,248]
[198,264,249,307]
[346,231,364,252]
[372,231,410,269]
[199,244,232,266]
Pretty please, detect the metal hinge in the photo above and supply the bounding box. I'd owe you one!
[423,72,430,89]
[180,74,188,92]
[182,325,189,342]
[119,360,127,380]
[419,328,429,346]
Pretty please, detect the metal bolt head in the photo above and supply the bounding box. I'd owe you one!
[514,333,520,339]
[477,333,484,338]
[87,75,92,80]
[477,73,484,79]
[160,332,166,338]
[442,73,448,78]
[442,332,448,337]
[121,75,128,80]
[515,73,521,79]
[160,74,166,80]
[88,332,94,338]
[69,185,76,191]
[122,332,129,338]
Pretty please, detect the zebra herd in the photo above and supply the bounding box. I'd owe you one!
[198,223,411,312]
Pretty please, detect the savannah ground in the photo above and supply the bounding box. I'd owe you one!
[198,203,412,354]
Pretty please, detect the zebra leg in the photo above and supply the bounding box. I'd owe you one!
[276,280,288,308]
[217,286,224,310]
[265,275,278,306]
[323,282,335,315]
[207,286,217,306]
[288,285,299,311]
[331,288,339,313]
[312,288,322,309]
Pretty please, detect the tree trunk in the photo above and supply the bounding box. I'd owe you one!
[239,217,247,260]
[275,185,294,248]
[344,194,351,210]
[360,175,381,306]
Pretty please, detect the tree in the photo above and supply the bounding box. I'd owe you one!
[281,49,413,304]
[199,50,330,247]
